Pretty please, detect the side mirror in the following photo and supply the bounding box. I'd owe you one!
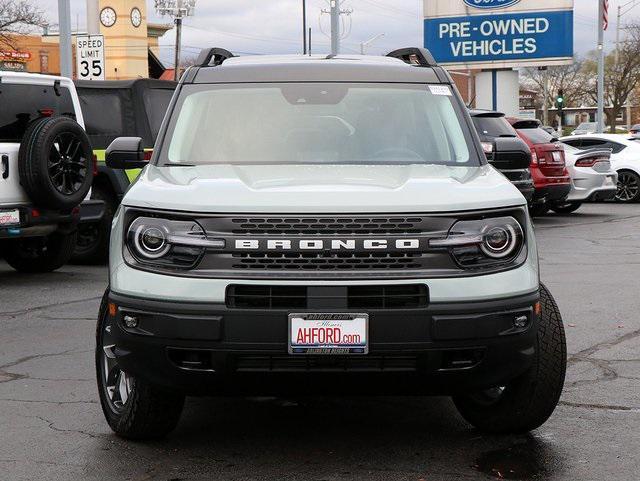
[491,137,531,170]
[106,137,147,169]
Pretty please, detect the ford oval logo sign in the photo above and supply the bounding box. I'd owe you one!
[463,0,521,9]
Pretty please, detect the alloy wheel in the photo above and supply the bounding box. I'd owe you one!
[616,172,640,202]
[100,324,133,412]
[48,132,88,195]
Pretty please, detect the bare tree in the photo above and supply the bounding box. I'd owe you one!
[0,0,47,49]
[583,22,640,132]
[521,59,590,111]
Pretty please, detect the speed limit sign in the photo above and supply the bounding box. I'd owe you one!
[75,35,105,80]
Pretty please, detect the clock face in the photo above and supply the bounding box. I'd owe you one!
[100,7,117,27]
[130,7,142,28]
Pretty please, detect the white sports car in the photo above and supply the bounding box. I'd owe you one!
[560,134,640,203]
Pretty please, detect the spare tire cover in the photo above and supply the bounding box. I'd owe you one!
[18,116,93,210]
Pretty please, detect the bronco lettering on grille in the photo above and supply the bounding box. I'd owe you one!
[234,239,423,251]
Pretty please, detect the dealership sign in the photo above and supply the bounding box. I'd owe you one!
[463,0,521,9]
[424,0,574,69]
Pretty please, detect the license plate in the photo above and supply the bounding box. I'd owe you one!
[0,209,20,226]
[289,313,368,355]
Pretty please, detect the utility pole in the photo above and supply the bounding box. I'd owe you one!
[302,0,307,55]
[597,0,606,133]
[331,0,340,55]
[155,0,197,81]
[539,66,549,126]
[86,0,100,35]
[58,0,72,78]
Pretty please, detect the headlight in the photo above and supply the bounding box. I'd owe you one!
[430,216,524,268]
[126,216,224,269]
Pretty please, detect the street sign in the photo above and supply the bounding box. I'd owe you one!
[75,35,105,81]
[424,0,574,69]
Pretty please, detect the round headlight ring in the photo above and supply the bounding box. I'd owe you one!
[133,223,171,259]
[480,224,518,259]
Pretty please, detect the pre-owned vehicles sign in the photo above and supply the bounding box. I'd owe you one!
[424,0,574,69]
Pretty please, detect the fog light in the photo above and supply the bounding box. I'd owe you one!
[123,315,139,328]
[514,315,528,328]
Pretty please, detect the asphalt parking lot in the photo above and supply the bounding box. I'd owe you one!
[1,203,639,481]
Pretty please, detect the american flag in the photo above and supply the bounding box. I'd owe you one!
[603,0,609,31]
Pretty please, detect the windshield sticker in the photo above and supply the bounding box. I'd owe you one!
[429,85,452,96]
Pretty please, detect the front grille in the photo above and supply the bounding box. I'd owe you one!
[231,252,424,270]
[226,284,429,309]
[229,216,425,235]
[234,355,418,372]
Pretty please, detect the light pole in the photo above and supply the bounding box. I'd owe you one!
[360,33,385,55]
[302,0,307,55]
[616,0,640,65]
[58,0,72,78]
[155,0,197,81]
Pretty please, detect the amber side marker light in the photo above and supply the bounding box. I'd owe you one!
[534,302,541,316]
[108,302,117,317]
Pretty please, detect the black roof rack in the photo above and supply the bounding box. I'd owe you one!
[386,48,437,67]
[196,47,235,67]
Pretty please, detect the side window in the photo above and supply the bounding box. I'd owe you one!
[580,138,608,149]
[562,139,582,148]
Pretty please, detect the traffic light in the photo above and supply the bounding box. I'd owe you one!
[556,89,565,111]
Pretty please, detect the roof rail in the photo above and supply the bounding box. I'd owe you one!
[386,48,437,67]
[196,47,235,67]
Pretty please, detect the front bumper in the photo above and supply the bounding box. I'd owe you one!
[107,289,540,395]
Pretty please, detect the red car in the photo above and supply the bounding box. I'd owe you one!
[508,119,571,216]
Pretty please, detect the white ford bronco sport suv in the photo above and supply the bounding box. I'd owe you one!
[0,72,102,272]
[97,48,567,439]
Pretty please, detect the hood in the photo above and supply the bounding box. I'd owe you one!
[122,163,525,213]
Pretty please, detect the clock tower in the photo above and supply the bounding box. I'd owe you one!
[98,0,148,79]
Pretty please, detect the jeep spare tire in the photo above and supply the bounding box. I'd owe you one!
[18,116,93,210]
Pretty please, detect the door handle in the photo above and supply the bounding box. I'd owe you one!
[1,155,8,179]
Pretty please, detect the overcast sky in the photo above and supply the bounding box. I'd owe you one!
[39,0,637,66]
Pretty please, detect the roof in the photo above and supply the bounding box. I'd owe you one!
[469,109,505,117]
[74,78,177,90]
[192,54,442,84]
[561,133,637,143]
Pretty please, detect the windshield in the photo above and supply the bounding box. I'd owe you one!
[162,83,477,166]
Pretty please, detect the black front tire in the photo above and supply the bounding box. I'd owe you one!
[551,202,582,214]
[96,291,185,439]
[3,231,77,273]
[72,186,116,264]
[452,284,566,434]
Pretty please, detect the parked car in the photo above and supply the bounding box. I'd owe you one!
[508,118,571,216]
[550,144,617,214]
[97,47,567,439]
[469,110,534,202]
[0,72,103,273]
[571,122,597,136]
[72,79,177,263]
[541,125,557,136]
[629,124,640,137]
[560,134,640,203]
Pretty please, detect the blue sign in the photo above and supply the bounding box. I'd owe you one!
[463,0,521,9]
[424,10,573,64]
